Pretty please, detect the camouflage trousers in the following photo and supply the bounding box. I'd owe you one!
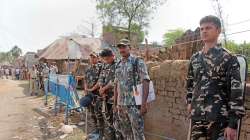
[92,97,105,131]
[113,105,145,140]
[191,120,227,140]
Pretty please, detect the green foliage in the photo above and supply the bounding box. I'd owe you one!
[163,28,184,47]
[96,0,166,40]
[10,45,22,58]
[0,45,22,64]
[225,41,239,53]
[225,40,250,55]
[103,23,145,43]
[225,40,250,72]
[130,23,145,43]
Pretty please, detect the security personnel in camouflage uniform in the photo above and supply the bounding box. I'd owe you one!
[113,39,150,140]
[81,52,104,137]
[186,15,245,140]
[98,49,118,140]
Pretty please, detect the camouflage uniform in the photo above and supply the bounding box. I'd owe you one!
[114,55,150,140]
[85,63,104,132]
[186,46,245,140]
[98,60,118,139]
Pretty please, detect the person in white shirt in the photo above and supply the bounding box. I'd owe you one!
[49,64,58,74]
[15,68,20,80]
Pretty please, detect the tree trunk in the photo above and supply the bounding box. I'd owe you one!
[128,19,132,42]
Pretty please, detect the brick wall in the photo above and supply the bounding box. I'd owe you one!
[144,60,250,140]
[158,28,203,61]
[145,60,190,140]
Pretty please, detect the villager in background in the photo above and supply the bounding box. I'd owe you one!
[113,39,150,140]
[49,62,58,74]
[36,63,43,90]
[0,67,3,79]
[42,63,50,95]
[11,67,15,80]
[24,67,29,80]
[186,15,245,140]
[15,67,20,80]
[5,68,10,79]
[29,65,38,96]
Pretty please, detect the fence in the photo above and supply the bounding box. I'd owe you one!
[45,74,83,124]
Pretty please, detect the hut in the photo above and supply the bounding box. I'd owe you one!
[38,35,113,74]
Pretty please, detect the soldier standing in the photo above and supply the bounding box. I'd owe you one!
[98,49,118,139]
[113,39,150,140]
[80,52,104,138]
[186,15,245,140]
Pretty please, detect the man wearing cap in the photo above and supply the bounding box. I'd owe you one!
[186,15,245,140]
[80,52,104,137]
[113,39,150,140]
[98,49,118,139]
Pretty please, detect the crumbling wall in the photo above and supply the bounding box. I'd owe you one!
[145,60,250,140]
[159,28,203,61]
[145,60,190,140]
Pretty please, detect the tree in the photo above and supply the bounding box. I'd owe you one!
[0,45,22,64]
[163,28,184,47]
[103,23,146,43]
[0,52,7,63]
[9,45,22,58]
[225,40,250,72]
[130,23,145,43]
[210,0,227,46]
[96,0,166,40]
[225,40,238,53]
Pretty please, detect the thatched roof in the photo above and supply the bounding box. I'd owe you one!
[39,36,111,60]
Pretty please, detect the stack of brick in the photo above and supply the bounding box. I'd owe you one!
[145,60,190,140]
[159,28,203,61]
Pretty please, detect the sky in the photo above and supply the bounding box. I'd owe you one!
[0,0,250,54]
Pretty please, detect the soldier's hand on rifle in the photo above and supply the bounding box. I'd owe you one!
[224,127,237,140]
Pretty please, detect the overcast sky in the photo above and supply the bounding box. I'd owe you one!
[1,0,250,53]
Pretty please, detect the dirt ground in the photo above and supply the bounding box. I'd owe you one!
[0,78,43,140]
[0,78,88,140]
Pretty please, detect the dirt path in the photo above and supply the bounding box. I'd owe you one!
[0,79,43,140]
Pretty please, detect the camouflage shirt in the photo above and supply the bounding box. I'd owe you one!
[98,59,118,99]
[98,60,117,89]
[186,46,245,129]
[115,55,150,106]
[85,63,103,89]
